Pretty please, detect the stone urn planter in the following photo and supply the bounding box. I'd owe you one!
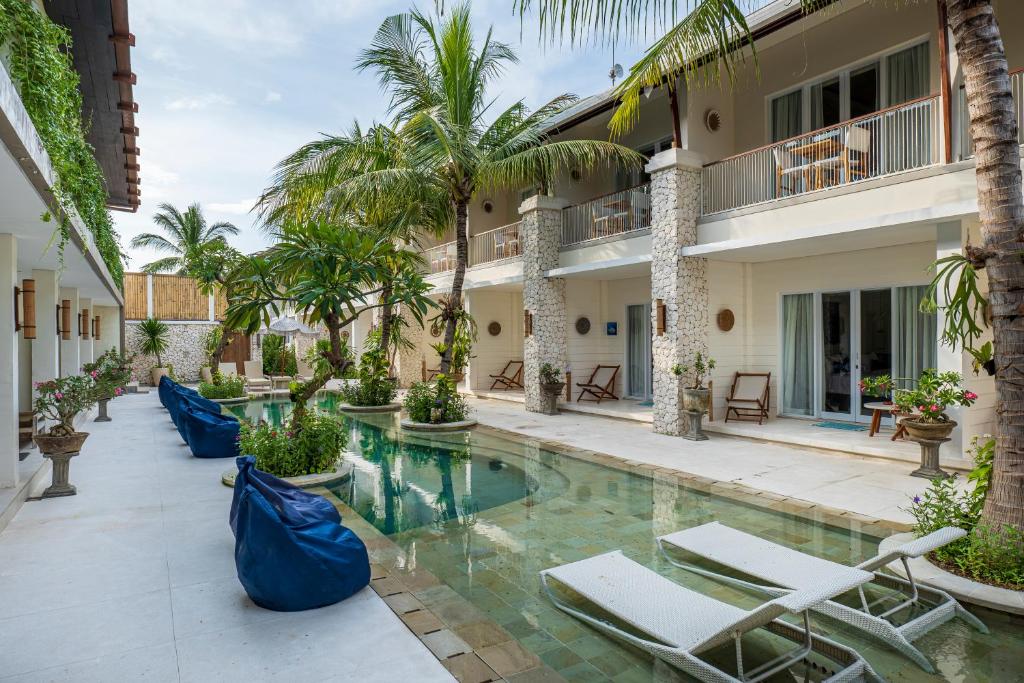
[34,431,89,498]
[539,382,566,416]
[95,397,112,422]
[150,367,170,387]
[903,418,956,479]
[681,387,711,441]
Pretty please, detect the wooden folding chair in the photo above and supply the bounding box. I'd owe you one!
[724,372,771,424]
[576,365,620,403]
[489,360,524,390]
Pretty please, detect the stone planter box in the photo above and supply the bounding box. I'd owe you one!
[210,396,249,405]
[339,403,402,413]
[400,419,477,432]
[880,532,1024,615]
[221,461,352,489]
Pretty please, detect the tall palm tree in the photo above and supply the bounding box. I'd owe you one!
[355,4,643,373]
[514,0,1023,531]
[130,202,240,274]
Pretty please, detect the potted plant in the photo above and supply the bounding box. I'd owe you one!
[894,369,978,442]
[673,351,716,414]
[858,374,893,403]
[32,375,98,497]
[83,349,130,421]
[538,363,566,416]
[136,317,170,386]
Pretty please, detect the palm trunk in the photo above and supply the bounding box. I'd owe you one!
[949,0,1024,531]
[439,198,469,375]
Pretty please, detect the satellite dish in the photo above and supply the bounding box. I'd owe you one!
[609,63,624,85]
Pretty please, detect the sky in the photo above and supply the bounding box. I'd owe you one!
[114,0,656,270]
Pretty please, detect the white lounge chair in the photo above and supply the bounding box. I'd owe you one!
[657,522,988,673]
[217,362,238,377]
[242,360,272,393]
[540,550,881,683]
[295,359,315,383]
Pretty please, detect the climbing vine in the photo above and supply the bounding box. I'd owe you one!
[0,0,125,288]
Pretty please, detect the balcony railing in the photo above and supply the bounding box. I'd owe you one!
[425,241,456,274]
[470,221,521,266]
[561,183,652,247]
[958,68,1023,159]
[702,94,941,215]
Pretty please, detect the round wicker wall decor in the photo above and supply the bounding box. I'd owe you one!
[717,309,735,332]
[575,317,591,335]
[487,321,502,336]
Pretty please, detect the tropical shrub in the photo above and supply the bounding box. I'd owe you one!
[893,369,977,423]
[672,352,716,389]
[83,349,132,399]
[203,327,223,368]
[404,375,469,424]
[198,372,246,400]
[238,412,346,478]
[33,375,97,436]
[339,349,396,406]
[262,334,297,376]
[136,318,169,368]
[539,362,562,384]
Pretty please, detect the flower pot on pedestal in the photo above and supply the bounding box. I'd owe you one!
[33,432,89,498]
[95,398,111,422]
[540,382,565,416]
[903,418,956,479]
[681,388,710,441]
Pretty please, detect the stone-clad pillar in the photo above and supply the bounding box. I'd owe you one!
[648,149,708,435]
[520,195,568,412]
[395,304,425,388]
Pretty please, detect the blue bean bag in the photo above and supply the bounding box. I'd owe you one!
[180,405,240,458]
[230,456,370,611]
[158,376,174,408]
[168,386,219,427]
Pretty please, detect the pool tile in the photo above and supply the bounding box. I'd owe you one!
[383,591,425,614]
[421,628,473,659]
[443,652,501,683]
[400,608,446,635]
[477,639,544,676]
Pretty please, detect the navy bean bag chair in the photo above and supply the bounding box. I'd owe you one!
[230,456,370,611]
[158,376,174,408]
[180,405,241,458]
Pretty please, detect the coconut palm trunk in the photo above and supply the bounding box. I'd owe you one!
[440,197,470,374]
[948,0,1024,531]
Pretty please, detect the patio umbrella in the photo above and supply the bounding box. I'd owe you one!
[267,315,317,335]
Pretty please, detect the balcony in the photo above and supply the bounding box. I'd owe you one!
[958,68,1023,159]
[425,241,456,274]
[702,95,942,215]
[561,183,651,247]
[470,221,521,266]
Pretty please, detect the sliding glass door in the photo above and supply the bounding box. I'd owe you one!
[626,304,652,400]
[821,292,854,419]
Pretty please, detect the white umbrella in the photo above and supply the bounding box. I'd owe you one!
[267,315,316,335]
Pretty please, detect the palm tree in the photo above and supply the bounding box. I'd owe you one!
[513,0,1023,531]
[130,202,240,274]
[355,4,643,374]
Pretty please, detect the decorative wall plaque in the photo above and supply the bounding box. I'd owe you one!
[575,317,591,335]
[717,308,735,332]
[487,321,502,336]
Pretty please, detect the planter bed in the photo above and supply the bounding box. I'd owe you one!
[210,396,250,405]
[221,461,352,489]
[400,419,477,432]
[339,403,402,413]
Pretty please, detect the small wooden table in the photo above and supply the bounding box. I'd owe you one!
[788,136,844,189]
[864,401,908,440]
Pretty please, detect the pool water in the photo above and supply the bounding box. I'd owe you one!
[234,399,1024,682]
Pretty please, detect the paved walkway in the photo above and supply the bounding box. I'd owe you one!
[468,396,969,525]
[0,392,451,683]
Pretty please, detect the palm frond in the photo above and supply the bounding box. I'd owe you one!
[139,256,182,274]
[129,232,180,254]
[478,139,644,193]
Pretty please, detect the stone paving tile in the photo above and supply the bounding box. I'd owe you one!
[400,608,446,635]
[443,652,501,683]
[476,640,543,677]
[383,591,426,614]
[369,575,405,597]
[421,629,474,659]
[453,620,514,650]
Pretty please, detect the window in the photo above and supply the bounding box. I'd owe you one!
[771,90,802,142]
[615,136,672,190]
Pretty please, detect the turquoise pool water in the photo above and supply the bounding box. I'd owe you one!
[231,399,1024,682]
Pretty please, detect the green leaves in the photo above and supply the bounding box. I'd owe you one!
[922,253,988,352]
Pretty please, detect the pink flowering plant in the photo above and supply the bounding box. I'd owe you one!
[857,374,893,400]
[32,375,98,436]
[83,349,132,400]
[893,369,978,423]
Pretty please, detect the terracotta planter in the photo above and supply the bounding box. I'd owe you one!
[682,387,711,414]
[902,418,957,442]
[150,367,169,386]
[540,382,565,416]
[34,431,89,455]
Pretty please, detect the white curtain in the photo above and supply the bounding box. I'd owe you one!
[782,293,815,415]
[894,286,937,389]
[772,90,802,142]
[887,43,929,105]
[627,305,647,398]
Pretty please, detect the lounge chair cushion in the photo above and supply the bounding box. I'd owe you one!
[230,456,370,611]
[180,405,241,459]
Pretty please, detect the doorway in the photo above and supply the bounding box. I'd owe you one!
[626,303,652,401]
[221,331,252,375]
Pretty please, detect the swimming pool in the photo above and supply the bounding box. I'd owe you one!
[231,399,1023,681]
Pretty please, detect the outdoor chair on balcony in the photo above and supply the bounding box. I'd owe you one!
[242,360,272,393]
[576,364,620,403]
[218,362,238,377]
[489,360,524,390]
[540,550,881,683]
[657,522,988,673]
[819,125,872,185]
[773,147,812,197]
[724,372,771,424]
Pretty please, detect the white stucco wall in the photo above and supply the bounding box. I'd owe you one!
[467,289,524,390]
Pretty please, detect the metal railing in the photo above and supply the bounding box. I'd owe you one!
[470,221,522,266]
[561,183,652,247]
[424,241,457,275]
[702,95,941,215]
[958,68,1023,159]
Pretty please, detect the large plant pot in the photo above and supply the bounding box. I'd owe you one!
[34,431,89,455]
[34,432,88,498]
[681,387,711,414]
[150,367,170,386]
[539,382,565,416]
[902,418,956,442]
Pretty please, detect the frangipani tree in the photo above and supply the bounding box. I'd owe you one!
[224,220,434,423]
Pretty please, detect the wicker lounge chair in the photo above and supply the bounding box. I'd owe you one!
[242,360,272,393]
[489,360,524,390]
[657,522,987,673]
[541,550,881,683]
[724,372,771,423]
[575,365,620,403]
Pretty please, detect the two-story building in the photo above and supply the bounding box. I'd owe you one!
[369,0,1021,467]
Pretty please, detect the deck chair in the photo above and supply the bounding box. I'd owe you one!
[576,365,620,403]
[218,362,238,377]
[541,551,881,683]
[295,359,315,383]
[489,360,524,390]
[658,522,988,673]
[242,360,272,392]
[724,372,771,424]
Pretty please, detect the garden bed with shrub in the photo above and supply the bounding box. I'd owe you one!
[199,372,247,401]
[401,375,474,430]
[238,412,346,478]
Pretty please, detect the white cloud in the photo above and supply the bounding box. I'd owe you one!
[208,198,259,215]
[166,93,234,111]
[265,91,282,103]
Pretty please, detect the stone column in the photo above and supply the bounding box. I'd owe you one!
[79,297,93,366]
[647,149,708,436]
[396,304,425,388]
[59,287,80,377]
[0,235,19,488]
[31,270,60,389]
[520,195,568,412]
[935,221,967,456]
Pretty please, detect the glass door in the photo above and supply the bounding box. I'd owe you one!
[857,289,893,422]
[626,304,652,400]
[820,292,853,419]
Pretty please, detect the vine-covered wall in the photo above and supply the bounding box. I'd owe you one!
[0,0,125,288]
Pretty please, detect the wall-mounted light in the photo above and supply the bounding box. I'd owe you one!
[81,307,90,339]
[655,298,666,337]
[14,278,36,339]
[93,315,101,340]
[61,300,71,340]
[524,310,533,337]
